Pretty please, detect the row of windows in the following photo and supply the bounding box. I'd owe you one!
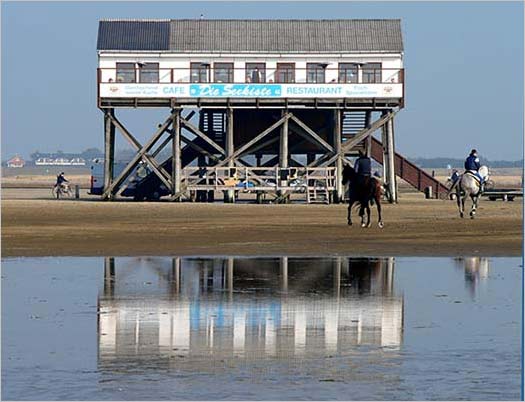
[114,62,383,84]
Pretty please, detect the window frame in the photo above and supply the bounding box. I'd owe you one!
[306,63,326,84]
[190,62,210,83]
[338,63,359,84]
[138,62,159,83]
[245,63,266,83]
[116,62,136,83]
[213,62,234,83]
[361,63,382,84]
[275,63,295,83]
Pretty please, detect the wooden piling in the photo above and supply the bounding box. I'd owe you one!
[103,109,115,200]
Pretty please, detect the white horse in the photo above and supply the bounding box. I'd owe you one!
[450,166,489,219]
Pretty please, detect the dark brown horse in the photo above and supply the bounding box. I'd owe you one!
[342,164,384,228]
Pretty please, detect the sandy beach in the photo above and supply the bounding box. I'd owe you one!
[1,189,522,257]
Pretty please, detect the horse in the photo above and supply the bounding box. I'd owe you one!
[450,165,489,219]
[342,164,384,228]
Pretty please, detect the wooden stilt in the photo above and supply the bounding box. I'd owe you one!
[365,111,372,157]
[226,108,235,203]
[381,111,390,200]
[103,109,115,200]
[279,110,289,203]
[172,109,182,199]
[256,154,263,204]
[334,109,343,204]
[386,114,397,203]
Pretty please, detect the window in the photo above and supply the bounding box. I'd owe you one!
[190,63,210,83]
[275,63,295,83]
[139,63,159,83]
[116,63,136,83]
[338,63,359,83]
[362,63,382,84]
[246,63,266,83]
[213,63,234,83]
[306,63,326,83]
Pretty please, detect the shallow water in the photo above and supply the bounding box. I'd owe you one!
[1,256,521,400]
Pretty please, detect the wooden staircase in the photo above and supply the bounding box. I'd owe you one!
[341,111,367,154]
[370,137,450,199]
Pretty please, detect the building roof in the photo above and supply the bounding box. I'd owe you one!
[97,19,403,53]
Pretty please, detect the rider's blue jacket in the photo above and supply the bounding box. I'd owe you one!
[464,155,480,171]
[56,175,68,185]
[355,156,372,176]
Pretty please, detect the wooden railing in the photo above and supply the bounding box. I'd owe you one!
[180,166,336,192]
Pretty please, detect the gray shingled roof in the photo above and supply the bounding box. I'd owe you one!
[97,19,403,53]
[97,20,170,51]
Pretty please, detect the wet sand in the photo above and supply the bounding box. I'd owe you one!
[1,190,522,257]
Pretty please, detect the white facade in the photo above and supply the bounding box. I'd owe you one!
[98,52,404,99]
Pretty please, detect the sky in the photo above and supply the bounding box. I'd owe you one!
[1,1,524,161]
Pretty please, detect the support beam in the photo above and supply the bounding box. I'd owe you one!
[172,109,182,197]
[215,112,291,168]
[288,114,334,153]
[112,116,173,195]
[103,109,115,200]
[312,111,397,168]
[180,116,226,156]
[226,108,235,203]
[103,113,173,199]
[386,113,397,203]
[334,109,343,203]
[365,111,372,157]
[279,110,289,203]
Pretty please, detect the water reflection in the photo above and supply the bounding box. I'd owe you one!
[98,257,403,371]
[453,257,490,298]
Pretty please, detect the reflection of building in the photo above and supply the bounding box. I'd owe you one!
[454,257,490,297]
[98,257,403,372]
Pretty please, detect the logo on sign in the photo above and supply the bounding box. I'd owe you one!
[189,84,282,97]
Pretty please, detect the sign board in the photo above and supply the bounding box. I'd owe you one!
[100,83,402,99]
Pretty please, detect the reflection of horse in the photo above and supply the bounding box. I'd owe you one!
[450,166,489,218]
[342,164,384,228]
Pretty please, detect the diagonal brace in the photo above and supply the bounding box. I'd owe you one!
[288,114,334,152]
[103,113,173,198]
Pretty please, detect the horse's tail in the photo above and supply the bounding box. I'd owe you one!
[447,177,460,196]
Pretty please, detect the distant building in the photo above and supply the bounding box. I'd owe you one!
[34,156,86,166]
[7,155,25,168]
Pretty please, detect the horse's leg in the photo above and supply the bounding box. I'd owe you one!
[347,199,354,226]
[365,203,371,228]
[359,204,364,227]
[375,194,384,228]
[470,194,478,218]
[456,186,463,218]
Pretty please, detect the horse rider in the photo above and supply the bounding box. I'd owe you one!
[354,150,372,185]
[55,172,69,189]
[464,149,485,191]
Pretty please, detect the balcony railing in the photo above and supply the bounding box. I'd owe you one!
[98,67,404,85]
[98,67,404,101]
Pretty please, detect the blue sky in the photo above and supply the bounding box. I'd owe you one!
[1,1,523,161]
